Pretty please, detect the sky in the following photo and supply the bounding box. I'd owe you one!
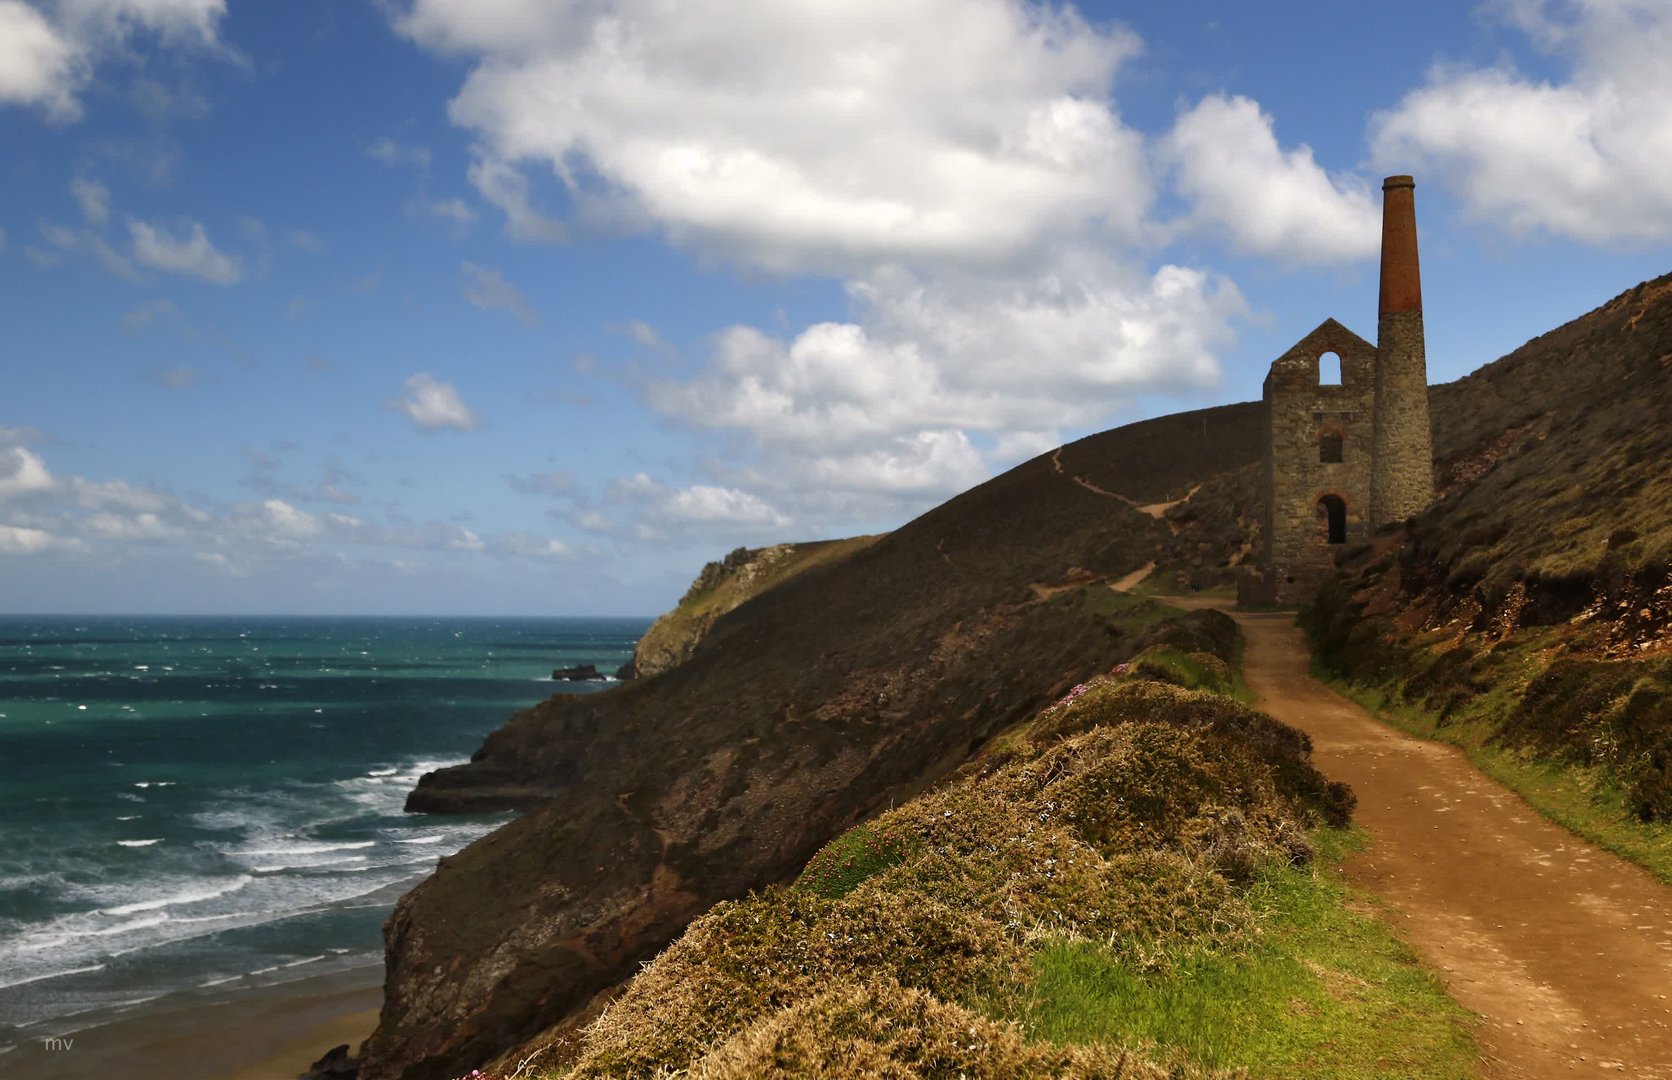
[1,0,1669,616]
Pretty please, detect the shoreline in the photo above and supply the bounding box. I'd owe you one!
[11,961,382,1080]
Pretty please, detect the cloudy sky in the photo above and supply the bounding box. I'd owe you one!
[2,0,1668,615]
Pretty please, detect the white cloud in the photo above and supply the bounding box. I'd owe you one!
[0,445,56,499]
[650,255,1240,454]
[1371,0,1672,243]
[129,218,241,283]
[460,260,537,324]
[0,524,80,554]
[256,498,321,540]
[396,372,479,431]
[70,175,109,224]
[0,0,228,121]
[1164,94,1379,264]
[609,472,788,531]
[83,510,178,540]
[398,0,1149,272]
[0,1,79,117]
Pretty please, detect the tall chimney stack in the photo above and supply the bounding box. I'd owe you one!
[1369,174,1434,528]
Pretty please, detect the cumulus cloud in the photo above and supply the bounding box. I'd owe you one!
[0,0,228,121]
[460,260,537,325]
[0,444,56,499]
[0,523,81,555]
[396,372,479,431]
[0,1,79,117]
[650,256,1239,450]
[129,218,241,283]
[1164,94,1380,263]
[610,472,788,532]
[396,0,1148,272]
[1371,0,1672,243]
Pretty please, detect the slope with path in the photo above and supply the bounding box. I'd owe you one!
[1214,606,1672,1078]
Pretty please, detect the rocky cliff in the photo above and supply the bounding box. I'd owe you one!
[630,537,879,679]
[358,402,1263,1079]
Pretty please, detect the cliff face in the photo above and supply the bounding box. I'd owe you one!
[360,402,1264,1079]
[1310,272,1672,820]
[631,537,880,679]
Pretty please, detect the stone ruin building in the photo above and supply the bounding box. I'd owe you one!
[1240,175,1434,607]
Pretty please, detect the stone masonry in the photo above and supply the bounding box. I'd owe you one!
[1242,175,1434,607]
[1258,321,1376,605]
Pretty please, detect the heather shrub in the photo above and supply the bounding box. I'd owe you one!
[691,977,1199,1080]
[567,883,1021,1077]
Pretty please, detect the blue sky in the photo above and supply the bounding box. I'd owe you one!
[1,0,1668,616]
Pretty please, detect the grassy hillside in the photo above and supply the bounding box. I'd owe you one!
[475,606,1471,1079]
[1307,273,1672,860]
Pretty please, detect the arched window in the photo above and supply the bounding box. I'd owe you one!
[1318,351,1341,385]
[1319,430,1343,463]
[1317,494,1347,544]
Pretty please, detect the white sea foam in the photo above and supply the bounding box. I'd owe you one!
[100,876,251,916]
[242,840,375,857]
[0,963,107,991]
[393,834,445,844]
[115,839,161,847]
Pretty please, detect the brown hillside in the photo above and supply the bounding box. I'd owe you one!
[358,402,1261,1079]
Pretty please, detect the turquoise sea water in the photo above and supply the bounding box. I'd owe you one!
[0,615,646,1053]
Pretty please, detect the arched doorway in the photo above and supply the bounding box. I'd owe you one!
[1317,494,1347,544]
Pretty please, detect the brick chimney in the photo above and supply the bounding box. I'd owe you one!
[1369,174,1435,528]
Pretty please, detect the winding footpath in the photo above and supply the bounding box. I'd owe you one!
[1223,609,1672,1078]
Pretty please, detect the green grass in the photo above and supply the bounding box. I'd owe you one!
[795,824,918,899]
[1027,828,1477,1079]
[1325,677,1672,886]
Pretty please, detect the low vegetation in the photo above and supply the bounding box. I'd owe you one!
[475,613,1471,1079]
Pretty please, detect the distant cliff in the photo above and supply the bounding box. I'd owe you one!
[632,537,881,679]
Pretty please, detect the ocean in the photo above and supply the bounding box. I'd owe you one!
[0,614,646,1056]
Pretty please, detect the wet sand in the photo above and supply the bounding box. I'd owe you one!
[13,964,381,1080]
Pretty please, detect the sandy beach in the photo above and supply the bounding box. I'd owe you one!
[12,963,381,1080]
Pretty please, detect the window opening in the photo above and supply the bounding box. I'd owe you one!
[1319,430,1343,464]
[1318,351,1341,385]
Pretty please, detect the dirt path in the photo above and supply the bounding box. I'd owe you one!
[1228,611,1672,1078]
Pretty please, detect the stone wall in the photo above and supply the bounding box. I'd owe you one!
[1370,310,1435,525]
[1261,319,1376,605]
